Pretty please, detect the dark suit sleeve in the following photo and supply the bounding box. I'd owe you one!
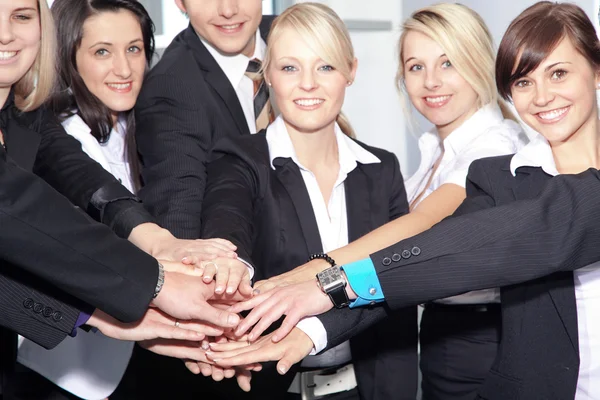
[136,74,213,239]
[375,165,600,310]
[318,158,498,348]
[0,152,157,323]
[0,267,82,349]
[32,110,154,238]
[200,143,259,264]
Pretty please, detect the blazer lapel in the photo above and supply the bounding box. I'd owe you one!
[185,26,250,136]
[4,118,40,172]
[512,166,579,353]
[273,158,323,255]
[345,166,372,242]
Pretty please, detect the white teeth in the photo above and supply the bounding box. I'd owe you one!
[294,99,324,107]
[0,51,17,60]
[107,83,131,90]
[538,106,569,120]
[221,23,241,29]
[425,95,451,103]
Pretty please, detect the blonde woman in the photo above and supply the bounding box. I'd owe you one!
[132,3,418,400]
[221,4,527,400]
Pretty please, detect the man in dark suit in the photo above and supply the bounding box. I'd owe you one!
[135,0,274,238]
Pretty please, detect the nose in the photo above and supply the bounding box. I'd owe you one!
[533,82,554,107]
[218,0,239,19]
[0,18,16,45]
[113,53,132,79]
[424,68,442,91]
[299,69,317,92]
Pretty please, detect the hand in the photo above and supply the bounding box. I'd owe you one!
[86,308,206,342]
[230,280,333,341]
[252,259,328,294]
[151,271,249,328]
[196,258,253,296]
[206,328,313,375]
[128,223,237,262]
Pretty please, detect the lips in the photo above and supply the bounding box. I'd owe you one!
[215,22,245,33]
[0,51,18,61]
[106,82,132,93]
[294,98,324,107]
[423,95,452,108]
[535,105,570,123]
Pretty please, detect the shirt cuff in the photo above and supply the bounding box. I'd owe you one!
[69,309,94,337]
[295,317,327,355]
[341,258,385,308]
[236,257,255,280]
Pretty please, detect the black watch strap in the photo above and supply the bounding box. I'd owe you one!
[327,285,350,308]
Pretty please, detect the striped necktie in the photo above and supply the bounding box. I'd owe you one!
[245,58,275,132]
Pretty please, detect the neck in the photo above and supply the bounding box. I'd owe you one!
[551,112,600,174]
[0,87,11,110]
[436,105,479,141]
[111,111,119,128]
[284,120,339,171]
[242,34,257,58]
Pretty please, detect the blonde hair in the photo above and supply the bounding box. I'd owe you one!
[396,3,515,121]
[14,0,56,112]
[264,2,356,137]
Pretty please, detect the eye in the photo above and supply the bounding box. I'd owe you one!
[551,69,568,80]
[318,65,335,72]
[282,65,297,72]
[513,79,531,88]
[408,64,423,72]
[95,49,109,57]
[128,46,142,53]
[441,60,452,68]
[13,13,33,21]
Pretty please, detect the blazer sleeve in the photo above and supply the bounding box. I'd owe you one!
[31,110,154,238]
[200,139,261,264]
[0,152,158,323]
[374,164,600,310]
[0,266,82,349]
[135,74,213,239]
[318,158,498,348]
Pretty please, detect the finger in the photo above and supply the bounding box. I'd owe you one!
[252,279,277,294]
[211,365,225,381]
[138,340,208,361]
[247,303,290,341]
[276,346,309,375]
[236,299,287,339]
[208,340,252,352]
[199,362,214,377]
[181,256,199,266]
[272,314,303,343]
[184,359,201,374]
[214,265,229,294]
[146,322,205,341]
[225,266,245,295]
[238,279,254,297]
[180,321,224,338]
[223,368,236,379]
[202,262,218,283]
[209,346,281,367]
[228,291,275,314]
[236,369,252,392]
[195,303,240,331]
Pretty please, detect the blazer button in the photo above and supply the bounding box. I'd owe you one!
[382,257,392,266]
[401,250,411,259]
[391,253,401,262]
[52,311,63,322]
[411,246,421,256]
[43,306,54,318]
[23,298,34,309]
[33,303,44,314]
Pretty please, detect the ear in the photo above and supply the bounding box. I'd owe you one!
[595,68,600,90]
[349,57,358,85]
[175,0,187,13]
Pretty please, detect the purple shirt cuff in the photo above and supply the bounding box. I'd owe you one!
[69,310,93,337]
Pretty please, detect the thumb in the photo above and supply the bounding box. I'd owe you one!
[196,301,240,329]
[161,260,203,276]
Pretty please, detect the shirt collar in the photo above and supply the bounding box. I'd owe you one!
[510,132,558,177]
[423,103,507,157]
[199,29,266,89]
[266,116,380,172]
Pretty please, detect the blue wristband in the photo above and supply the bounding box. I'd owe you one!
[341,258,385,309]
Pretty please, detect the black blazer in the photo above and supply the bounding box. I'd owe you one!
[320,154,600,400]
[201,133,418,400]
[0,99,159,387]
[136,18,274,239]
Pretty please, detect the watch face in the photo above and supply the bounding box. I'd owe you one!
[318,267,343,291]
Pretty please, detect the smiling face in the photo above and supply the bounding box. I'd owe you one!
[176,0,262,57]
[0,0,41,93]
[75,9,146,122]
[266,27,356,136]
[402,30,479,137]
[510,37,600,144]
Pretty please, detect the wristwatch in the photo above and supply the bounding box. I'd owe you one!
[153,262,165,298]
[316,266,350,308]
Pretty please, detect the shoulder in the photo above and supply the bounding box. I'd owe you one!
[210,132,270,167]
[350,138,400,170]
[467,154,514,188]
[144,28,203,84]
[469,118,526,152]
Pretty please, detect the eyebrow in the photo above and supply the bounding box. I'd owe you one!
[13,7,37,12]
[89,38,143,49]
[544,61,572,71]
[404,53,447,65]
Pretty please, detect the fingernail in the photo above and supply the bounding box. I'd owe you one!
[208,342,217,348]
[202,342,210,350]
[228,314,240,326]
[226,287,234,294]
[248,333,255,341]
[204,276,211,281]
[278,365,288,374]
[182,257,189,262]
[252,289,260,296]
[215,286,224,294]
[272,335,279,342]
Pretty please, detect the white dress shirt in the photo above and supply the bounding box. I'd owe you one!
[265,116,380,368]
[17,113,135,400]
[200,29,266,134]
[406,103,527,305]
[510,133,600,400]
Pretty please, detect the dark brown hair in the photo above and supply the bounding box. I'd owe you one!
[496,1,600,100]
